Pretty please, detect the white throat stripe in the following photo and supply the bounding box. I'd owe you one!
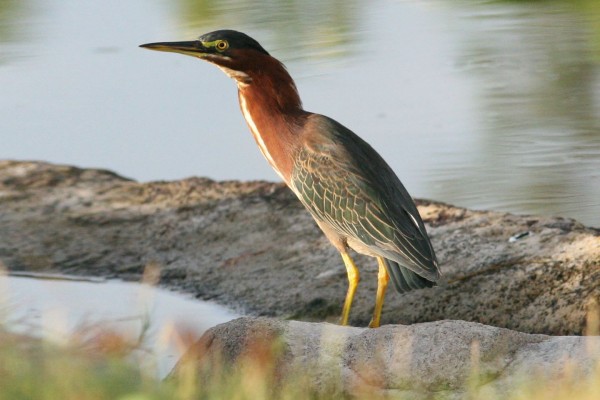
[239,95,285,181]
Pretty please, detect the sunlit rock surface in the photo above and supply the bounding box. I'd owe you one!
[174,317,600,398]
[0,160,598,334]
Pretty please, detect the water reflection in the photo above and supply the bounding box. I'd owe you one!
[0,0,598,226]
[442,0,600,220]
[0,0,28,65]
[0,274,238,378]
[177,0,360,61]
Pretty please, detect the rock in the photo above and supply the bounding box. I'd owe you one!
[0,160,599,334]
[173,317,600,399]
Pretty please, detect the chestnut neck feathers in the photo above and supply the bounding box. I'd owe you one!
[232,52,307,183]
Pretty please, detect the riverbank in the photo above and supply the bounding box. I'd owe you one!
[1,160,598,334]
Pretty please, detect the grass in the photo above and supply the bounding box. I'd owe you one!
[1,320,600,400]
[1,265,599,400]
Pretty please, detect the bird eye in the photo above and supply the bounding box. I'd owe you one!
[215,40,229,51]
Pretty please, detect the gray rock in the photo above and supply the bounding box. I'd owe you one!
[0,160,598,334]
[174,317,600,399]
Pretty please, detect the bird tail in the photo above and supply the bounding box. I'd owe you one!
[382,259,436,294]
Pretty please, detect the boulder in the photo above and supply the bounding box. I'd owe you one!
[0,160,598,334]
[174,317,600,399]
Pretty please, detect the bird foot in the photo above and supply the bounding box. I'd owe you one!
[368,319,381,329]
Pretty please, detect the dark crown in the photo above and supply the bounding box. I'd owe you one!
[199,30,270,56]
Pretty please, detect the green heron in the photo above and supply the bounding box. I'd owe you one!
[140,30,440,328]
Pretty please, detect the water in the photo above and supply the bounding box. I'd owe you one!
[0,274,239,378]
[0,0,598,226]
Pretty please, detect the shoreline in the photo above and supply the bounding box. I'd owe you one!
[1,160,598,335]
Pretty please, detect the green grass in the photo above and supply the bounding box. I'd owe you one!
[1,323,599,400]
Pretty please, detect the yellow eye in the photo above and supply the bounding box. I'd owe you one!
[216,40,229,51]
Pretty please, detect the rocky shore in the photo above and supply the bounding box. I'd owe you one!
[174,317,600,398]
[0,160,598,335]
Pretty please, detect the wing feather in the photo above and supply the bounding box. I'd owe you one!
[291,114,440,282]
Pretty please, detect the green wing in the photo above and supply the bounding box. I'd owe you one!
[291,114,439,282]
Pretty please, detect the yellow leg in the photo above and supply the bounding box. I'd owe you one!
[369,257,390,328]
[340,252,360,326]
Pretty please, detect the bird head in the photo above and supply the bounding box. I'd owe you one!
[140,30,271,84]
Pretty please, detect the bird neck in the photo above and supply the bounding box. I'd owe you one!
[238,56,303,113]
[236,57,306,183]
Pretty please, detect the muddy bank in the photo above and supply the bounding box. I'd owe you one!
[0,160,598,334]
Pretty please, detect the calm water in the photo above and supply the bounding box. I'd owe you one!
[0,274,238,378]
[0,0,599,226]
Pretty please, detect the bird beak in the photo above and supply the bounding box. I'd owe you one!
[139,41,208,58]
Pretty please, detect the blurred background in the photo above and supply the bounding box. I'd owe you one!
[1,0,599,226]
